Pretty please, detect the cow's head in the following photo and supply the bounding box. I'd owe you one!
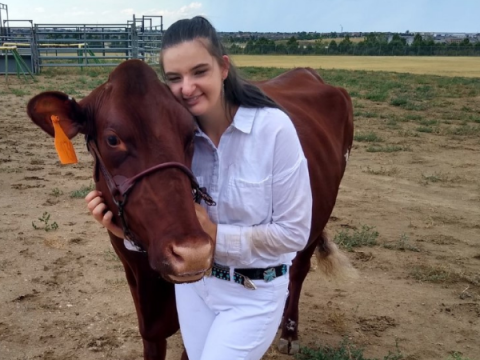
[27,60,214,283]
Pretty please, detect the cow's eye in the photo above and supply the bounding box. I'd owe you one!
[107,135,120,146]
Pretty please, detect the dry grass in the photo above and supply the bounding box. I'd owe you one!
[231,56,480,77]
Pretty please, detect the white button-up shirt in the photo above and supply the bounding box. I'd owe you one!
[193,106,312,268]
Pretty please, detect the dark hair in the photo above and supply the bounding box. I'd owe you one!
[160,16,280,110]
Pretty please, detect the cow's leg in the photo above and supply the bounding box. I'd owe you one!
[278,238,318,355]
[122,258,180,360]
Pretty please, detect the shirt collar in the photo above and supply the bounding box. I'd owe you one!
[231,106,257,134]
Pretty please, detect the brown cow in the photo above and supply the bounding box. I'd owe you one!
[26,60,354,359]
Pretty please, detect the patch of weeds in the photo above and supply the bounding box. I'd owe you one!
[354,132,383,143]
[467,115,480,123]
[355,111,378,118]
[390,97,408,107]
[403,102,427,111]
[32,212,59,232]
[447,352,473,360]
[421,172,463,185]
[296,338,404,360]
[404,114,424,122]
[10,88,30,97]
[87,70,100,77]
[365,91,388,102]
[416,126,433,133]
[421,172,449,184]
[366,144,410,153]
[385,119,400,128]
[105,278,127,286]
[419,119,439,126]
[334,225,379,251]
[384,233,419,252]
[70,183,95,198]
[352,99,364,108]
[447,125,480,136]
[103,250,120,262]
[409,264,453,283]
[414,85,434,99]
[50,188,63,197]
[240,66,286,81]
[364,166,398,176]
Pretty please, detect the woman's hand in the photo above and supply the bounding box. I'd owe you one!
[85,190,125,238]
[194,203,217,242]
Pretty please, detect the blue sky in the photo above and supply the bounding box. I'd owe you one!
[5,0,480,33]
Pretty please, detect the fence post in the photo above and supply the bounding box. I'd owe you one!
[32,24,40,74]
[131,16,138,60]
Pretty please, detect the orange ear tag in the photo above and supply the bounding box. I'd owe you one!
[51,115,78,164]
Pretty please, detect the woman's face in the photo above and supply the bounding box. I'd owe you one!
[162,40,229,119]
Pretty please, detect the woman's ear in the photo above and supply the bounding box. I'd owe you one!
[221,55,230,80]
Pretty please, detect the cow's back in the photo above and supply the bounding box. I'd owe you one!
[258,68,354,243]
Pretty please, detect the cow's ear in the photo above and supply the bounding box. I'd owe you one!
[27,91,85,138]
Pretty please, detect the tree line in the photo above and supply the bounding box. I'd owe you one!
[226,33,480,56]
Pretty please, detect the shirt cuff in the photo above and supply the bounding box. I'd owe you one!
[215,224,252,264]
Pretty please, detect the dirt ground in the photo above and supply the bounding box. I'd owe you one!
[0,68,479,360]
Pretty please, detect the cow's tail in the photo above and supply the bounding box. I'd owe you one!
[315,231,358,280]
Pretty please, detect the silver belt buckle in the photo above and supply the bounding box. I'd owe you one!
[243,276,257,290]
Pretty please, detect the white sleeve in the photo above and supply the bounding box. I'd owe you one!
[214,112,312,263]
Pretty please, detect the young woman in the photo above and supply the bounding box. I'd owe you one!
[86,16,312,360]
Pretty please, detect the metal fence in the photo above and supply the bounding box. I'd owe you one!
[1,15,163,74]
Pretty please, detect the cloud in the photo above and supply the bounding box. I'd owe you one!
[121,8,135,15]
[34,7,45,13]
[147,2,204,26]
[179,2,202,14]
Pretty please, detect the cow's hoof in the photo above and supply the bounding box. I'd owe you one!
[277,338,300,355]
[277,338,289,354]
[290,340,300,354]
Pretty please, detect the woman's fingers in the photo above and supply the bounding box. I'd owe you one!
[85,190,102,203]
[91,201,108,220]
[102,210,125,238]
[84,190,125,238]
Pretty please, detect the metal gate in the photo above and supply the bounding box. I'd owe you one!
[1,15,163,74]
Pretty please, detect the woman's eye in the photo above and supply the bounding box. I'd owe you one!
[167,77,180,83]
[107,135,119,146]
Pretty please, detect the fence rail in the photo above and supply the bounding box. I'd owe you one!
[1,16,163,74]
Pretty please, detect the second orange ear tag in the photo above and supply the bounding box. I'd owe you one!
[51,115,78,165]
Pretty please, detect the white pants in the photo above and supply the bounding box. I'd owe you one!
[175,270,289,360]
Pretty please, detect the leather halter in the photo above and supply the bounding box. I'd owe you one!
[86,136,216,252]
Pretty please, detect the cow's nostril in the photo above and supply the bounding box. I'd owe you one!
[168,242,213,276]
[169,244,185,263]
